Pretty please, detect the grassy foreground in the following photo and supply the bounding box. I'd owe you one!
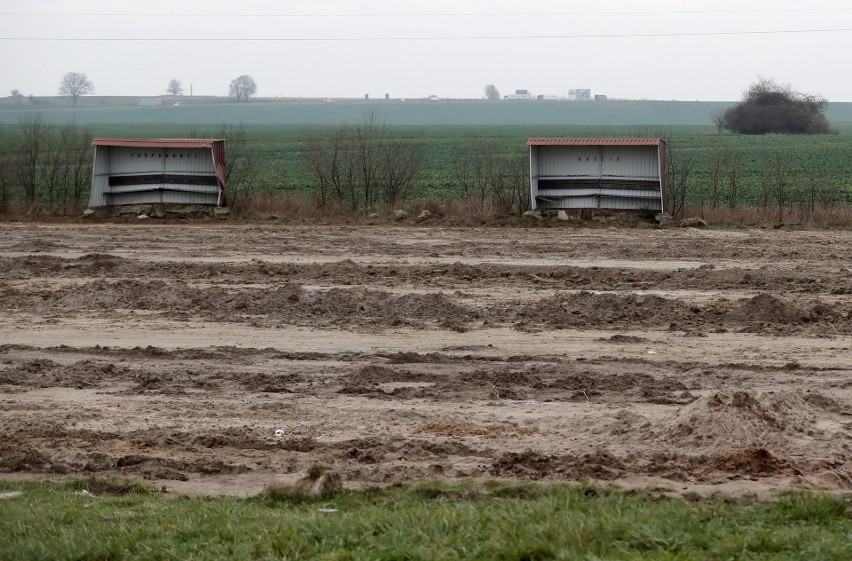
[0,478,849,560]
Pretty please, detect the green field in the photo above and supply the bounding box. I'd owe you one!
[2,97,852,212]
[1,478,849,560]
[0,97,737,126]
[3,96,852,127]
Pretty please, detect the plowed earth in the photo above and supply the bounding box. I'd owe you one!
[1,223,850,498]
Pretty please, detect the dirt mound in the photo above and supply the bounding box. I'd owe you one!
[347,365,431,384]
[801,392,849,415]
[216,283,305,315]
[0,359,129,389]
[62,360,130,388]
[657,390,825,448]
[598,334,650,344]
[215,286,473,329]
[542,371,686,393]
[707,293,849,334]
[417,422,533,438]
[381,351,452,364]
[0,255,64,279]
[382,293,470,323]
[56,279,206,311]
[306,289,472,328]
[511,292,688,331]
[705,448,792,477]
[48,281,475,330]
[459,368,541,386]
[506,291,850,334]
[239,371,303,393]
[0,358,58,386]
[115,454,250,480]
[74,253,126,271]
[0,286,47,310]
[0,442,53,472]
[490,450,625,480]
[729,293,805,324]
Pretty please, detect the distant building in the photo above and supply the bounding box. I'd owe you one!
[567,89,591,101]
[504,89,533,100]
[537,94,560,101]
[595,95,608,101]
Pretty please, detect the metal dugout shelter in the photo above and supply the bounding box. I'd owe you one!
[528,138,666,212]
[89,138,227,208]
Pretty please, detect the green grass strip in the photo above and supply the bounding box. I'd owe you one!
[0,478,849,560]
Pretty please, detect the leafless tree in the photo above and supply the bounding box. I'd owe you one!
[453,149,490,202]
[796,163,841,221]
[452,141,529,214]
[14,113,46,204]
[215,123,256,207]
[54,122,93,209]
[711,110,725,134]
[229,75,257,101]
[725,148,742,210]
[377,134,423,207]
[10,118,92,212]
[758,154,791,222]
[0,128,10,212]
[166,79,183,96]
[58,72,94,107]
[707,143,727,209]
[40,127,65,211]
[664,138,695,219]
[798,167,820,222]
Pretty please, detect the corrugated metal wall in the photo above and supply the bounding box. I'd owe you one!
[90,146,219,207]
[530,144,664,211]
[90,147,112,207]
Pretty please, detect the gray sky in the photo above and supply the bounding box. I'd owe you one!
[2,0,851,101]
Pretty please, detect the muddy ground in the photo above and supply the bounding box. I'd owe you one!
[1,222,850,498]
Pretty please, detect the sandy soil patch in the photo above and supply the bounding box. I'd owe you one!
[1,223,850,499]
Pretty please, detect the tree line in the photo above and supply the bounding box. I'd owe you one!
[10,73,259,107]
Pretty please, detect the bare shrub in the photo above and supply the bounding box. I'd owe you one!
[664,138,694,219]
[185,123,256,208]
[0,128,11,213]
[14,113,45,205]
[300,113,423,212]
[38,122,93,212]
[693,204,852,228]
[722,77,834,135]
[451,141,528,215]
[236,193,333,219]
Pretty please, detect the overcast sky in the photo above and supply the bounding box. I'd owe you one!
[1,0,851,101]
